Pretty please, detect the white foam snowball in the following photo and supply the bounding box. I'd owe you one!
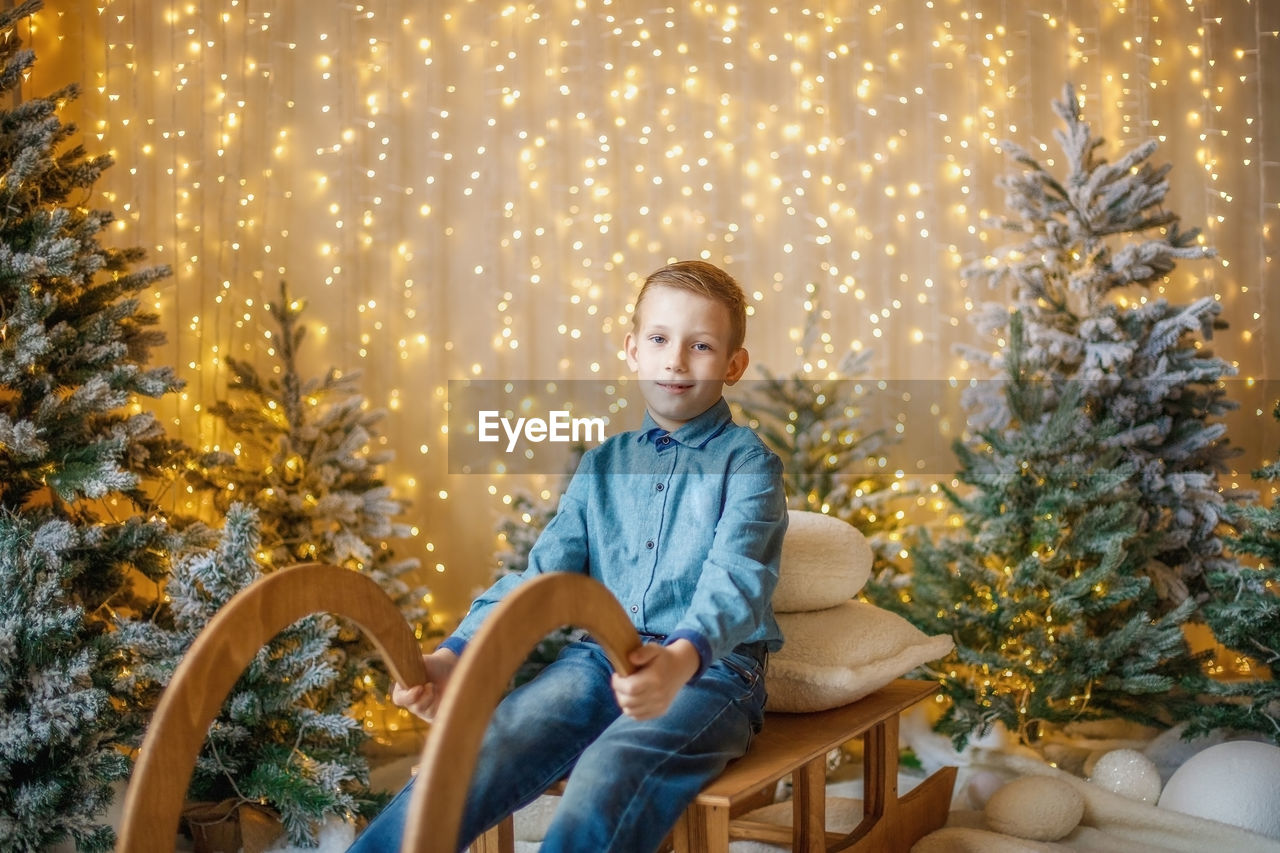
[984,775,1085,842]
[1089,748,1163,804]
[1157,740,1280,840]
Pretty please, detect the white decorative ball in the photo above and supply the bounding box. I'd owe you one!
[1157,740,1280,840]
[984,775,1084,841]
[1089,748,1163,804]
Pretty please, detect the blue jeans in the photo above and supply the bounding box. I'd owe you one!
[347,640,767,853]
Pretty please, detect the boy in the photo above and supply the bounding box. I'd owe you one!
[349,260,787,852]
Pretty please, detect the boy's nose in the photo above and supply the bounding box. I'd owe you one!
[665,351,687,372]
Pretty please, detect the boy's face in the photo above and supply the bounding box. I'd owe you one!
[624,284,749,433]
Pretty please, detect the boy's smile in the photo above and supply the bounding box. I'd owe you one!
[624,284,749,433]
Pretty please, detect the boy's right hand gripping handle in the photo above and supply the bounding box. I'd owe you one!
[401,572,641,852]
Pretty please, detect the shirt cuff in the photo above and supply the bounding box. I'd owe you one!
[663,629,712,682]
[437,635,468,657]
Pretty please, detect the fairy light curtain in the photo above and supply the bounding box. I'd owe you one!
[28,1,1278,618]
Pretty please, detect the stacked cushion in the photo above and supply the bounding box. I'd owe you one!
[771,509,873,611]
[765,511,954,713]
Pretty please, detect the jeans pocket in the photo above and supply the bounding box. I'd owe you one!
[718,652,762,699]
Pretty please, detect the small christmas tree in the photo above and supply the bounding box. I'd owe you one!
[1192,401,1280,743]
[0,2,186,848]
[894,313,1200,747]
[119,505,376,845]
[494,488,564,579]
[159,283,429,841]
[735,296,907,561]
[187,282,429,686]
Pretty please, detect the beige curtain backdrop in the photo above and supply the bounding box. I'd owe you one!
[26,1,1279,622]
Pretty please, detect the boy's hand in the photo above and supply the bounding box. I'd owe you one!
[611,639,700,720]
[391,647,459,722]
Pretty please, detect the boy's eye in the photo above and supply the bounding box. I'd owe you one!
[693,342,712,352]
[649,335,666,345]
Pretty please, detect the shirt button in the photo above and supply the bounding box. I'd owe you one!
[655,483,664,492]
[630,605,639,613]
[645,540,655,549]
[660,436,671,445]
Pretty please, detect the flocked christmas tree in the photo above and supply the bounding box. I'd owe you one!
[735,288,908,562]
[958,83,1245,613]
[118,504,381,847]
[880,84,1249,748]
[123,283,430,844]
[0,2,187,848]
[189,283,428,659]
[887,313,1201,746]
[1192,401,1280,743]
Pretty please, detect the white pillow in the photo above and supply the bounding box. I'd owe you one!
[765,600,953,713]
[773,510,872,613]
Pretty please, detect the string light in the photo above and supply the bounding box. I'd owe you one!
[25,1,1277,626]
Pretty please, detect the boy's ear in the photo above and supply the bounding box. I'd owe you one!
[623,332,639,371]
[724,347,749,385]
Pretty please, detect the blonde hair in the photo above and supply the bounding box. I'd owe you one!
[632,260,748,351]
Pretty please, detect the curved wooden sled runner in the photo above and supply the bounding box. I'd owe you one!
[118,563,431,852]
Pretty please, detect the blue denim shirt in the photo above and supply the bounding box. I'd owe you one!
[441,397,787,677]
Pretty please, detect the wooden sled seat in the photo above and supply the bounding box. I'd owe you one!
[476,678,955,853]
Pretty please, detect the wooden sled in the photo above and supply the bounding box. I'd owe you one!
[120,566,952,852]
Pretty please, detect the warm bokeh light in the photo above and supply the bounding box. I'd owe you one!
[26,1,1278,620]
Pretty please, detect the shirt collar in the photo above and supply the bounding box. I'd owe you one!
[636,397,732,450]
